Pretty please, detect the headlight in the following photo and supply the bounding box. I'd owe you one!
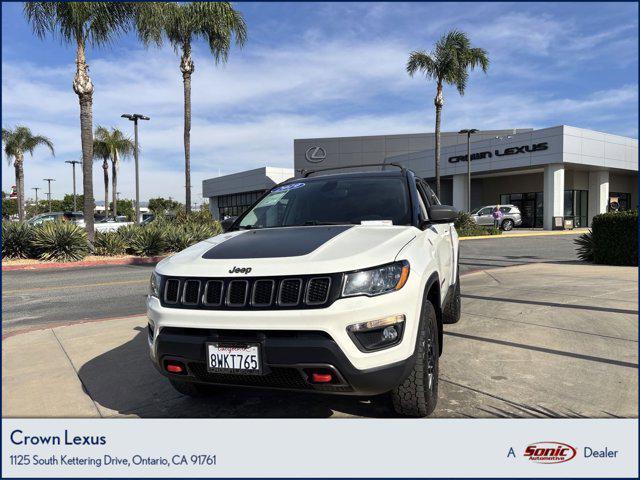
[342,261,410,297]
[149,272,161,298]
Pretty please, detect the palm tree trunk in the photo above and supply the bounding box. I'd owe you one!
[14,155,25,222]
[111,152,118,219]
[433,82,444,199]
[73,40,95,242]
[103,159,109,220]
[181,45,194,214]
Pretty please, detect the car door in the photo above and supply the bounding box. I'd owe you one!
[477,207,493,226]
[417,180,453,296]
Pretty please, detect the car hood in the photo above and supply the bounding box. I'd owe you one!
[156,225,417,277]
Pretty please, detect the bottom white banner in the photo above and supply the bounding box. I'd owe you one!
[1,418,637,478]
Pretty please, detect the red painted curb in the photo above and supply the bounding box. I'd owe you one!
[2,255,167,271]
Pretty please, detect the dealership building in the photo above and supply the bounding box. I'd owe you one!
[203,125,638,229]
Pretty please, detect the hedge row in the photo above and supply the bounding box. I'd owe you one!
[590,210,637,266]
[454,212,502,237]
[2,217,222,263]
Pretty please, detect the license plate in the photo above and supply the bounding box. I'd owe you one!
[206,343,261,375]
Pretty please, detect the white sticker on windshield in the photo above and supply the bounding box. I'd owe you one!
[272,182,305,193]
[361,220,393,226]
[258,192,286,207]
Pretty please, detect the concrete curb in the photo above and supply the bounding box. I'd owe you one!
[459,229,588,241]
[2,255,167,272]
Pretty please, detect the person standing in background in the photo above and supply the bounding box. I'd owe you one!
[492,205,503,229]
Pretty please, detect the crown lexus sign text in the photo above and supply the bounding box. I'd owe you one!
[448,142,548,163]
[305,146,327,163]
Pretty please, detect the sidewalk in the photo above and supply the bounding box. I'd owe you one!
[460,228,588,241]
[3,262,637,418]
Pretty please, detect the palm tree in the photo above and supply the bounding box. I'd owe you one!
[2,126,55,221]
[407,30,489,198]
[136,2,247,212]
[24,2,134,240]
[93,135,110,220]
[93,126,134,219]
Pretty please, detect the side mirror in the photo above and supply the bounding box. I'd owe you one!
[427,205,458,224]
[220,216,237,232]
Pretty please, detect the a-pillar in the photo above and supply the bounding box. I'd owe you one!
[543,164,564,230]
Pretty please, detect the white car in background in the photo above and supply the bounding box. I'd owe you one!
[26,212,132,232]
[147,165,461,417]
[470,204,522,231]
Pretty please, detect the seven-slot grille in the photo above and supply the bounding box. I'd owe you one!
[160,275,338,310]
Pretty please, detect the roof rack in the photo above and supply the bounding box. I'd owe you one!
[299,163,406,178]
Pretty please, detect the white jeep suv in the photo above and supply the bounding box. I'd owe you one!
[147,166,460,417]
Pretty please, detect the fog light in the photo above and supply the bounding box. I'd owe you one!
[382,326,398,341]
[347,315,405,352]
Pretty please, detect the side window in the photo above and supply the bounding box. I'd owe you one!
[478,207,492,216]
[416,181,432,207]
[414,181,429,219]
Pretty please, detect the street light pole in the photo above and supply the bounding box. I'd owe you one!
[31,187,41,215]
[459,129,478,212]
[43,178,55,213]
[122,113,150,224]
[65,160,82,211]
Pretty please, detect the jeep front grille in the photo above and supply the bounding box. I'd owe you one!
[160,274,341,310]
[306,277,331,305]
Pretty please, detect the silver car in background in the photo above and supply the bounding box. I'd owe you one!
[470,204,522,231]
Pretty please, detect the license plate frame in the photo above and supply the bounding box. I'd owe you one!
[206,342,262,375]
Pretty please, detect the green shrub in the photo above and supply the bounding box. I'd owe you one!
[574,230,594,262]
[117,224,141,246]
[454,212,502,237]
[165,225,192,252]
[31,221,89,262]
[590,210,637,266]
[2,221,34,259]
[130,226,167,257]
[94,231,126,256]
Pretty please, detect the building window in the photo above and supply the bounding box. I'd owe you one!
[609,192,631,211]
[499,192,542,228]
[564,190,588,227]
[217,190,265,219]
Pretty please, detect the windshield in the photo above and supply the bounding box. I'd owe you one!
[237,176,411,229]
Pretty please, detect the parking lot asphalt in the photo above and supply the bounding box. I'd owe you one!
[2,233,583,335]
[3,262,637,418]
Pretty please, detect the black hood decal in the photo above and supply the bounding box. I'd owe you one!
[202,226,353,259]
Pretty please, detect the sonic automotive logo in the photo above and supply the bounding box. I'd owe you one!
[524,441,577,464]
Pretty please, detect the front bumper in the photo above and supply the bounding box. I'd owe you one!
[151,326,415,395]
[147,277,423,394]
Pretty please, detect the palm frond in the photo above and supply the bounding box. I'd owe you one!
[407,29,489,95]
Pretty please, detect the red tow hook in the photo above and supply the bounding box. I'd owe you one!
[310,372,333,384]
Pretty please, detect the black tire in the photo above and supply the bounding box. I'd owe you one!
[391,298,439,417]
[501,218,514,231]
[169,378,211,397]
[442,271,461,324]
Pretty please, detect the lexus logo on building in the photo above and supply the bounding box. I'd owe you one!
[305,146,327,163]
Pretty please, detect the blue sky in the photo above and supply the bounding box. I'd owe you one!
[2,2,638,202]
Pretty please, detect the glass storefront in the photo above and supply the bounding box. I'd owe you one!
[500,190,588,228]
[500,192,543,228]
[564,190,588,227]
[218,190,264,218]
[609,192,631,211]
